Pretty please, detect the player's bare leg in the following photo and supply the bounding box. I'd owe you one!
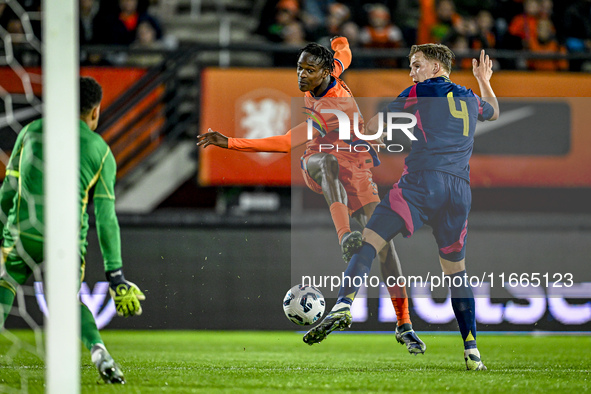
[353,204,425,355]
[305,153,361,261]
[304,230,386,345]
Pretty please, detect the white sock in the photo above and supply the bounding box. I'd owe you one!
[91,343,108,365]
[331,300,351,313]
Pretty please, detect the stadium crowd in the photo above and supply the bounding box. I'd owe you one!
[256,0,591,71]
[1,0,589,71]
[1,0,175,66]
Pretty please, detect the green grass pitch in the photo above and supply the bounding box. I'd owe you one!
[1,330,590,393]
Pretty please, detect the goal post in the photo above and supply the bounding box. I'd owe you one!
[42,0,80,392]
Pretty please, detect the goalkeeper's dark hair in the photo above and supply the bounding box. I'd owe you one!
[298,43,335,73]
[80,76,103,115]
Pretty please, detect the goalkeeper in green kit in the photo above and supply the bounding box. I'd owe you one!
[0,76,145,384]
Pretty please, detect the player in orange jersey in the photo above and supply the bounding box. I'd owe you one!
[197,37,425,354]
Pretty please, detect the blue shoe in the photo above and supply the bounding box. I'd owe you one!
[303,308,352,345]
[340,231,363,263]
[395,323,426,355]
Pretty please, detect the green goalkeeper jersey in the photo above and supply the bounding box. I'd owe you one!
[0,119,122,272]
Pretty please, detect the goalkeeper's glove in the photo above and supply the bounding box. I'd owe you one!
[106,269,145,317]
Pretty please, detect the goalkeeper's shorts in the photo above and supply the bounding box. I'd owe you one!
[1,235,86,285]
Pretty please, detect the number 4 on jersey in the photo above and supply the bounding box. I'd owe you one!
[447,92,469,136]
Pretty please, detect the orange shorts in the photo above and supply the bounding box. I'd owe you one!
[300,151,380,214]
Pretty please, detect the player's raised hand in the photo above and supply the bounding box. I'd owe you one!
[196,128,229,149]
[106,269,146,317]
[472,49,493,82]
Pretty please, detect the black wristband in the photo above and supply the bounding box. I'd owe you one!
[105,268,126,284]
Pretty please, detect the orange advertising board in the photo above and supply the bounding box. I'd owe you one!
[199,68,591,188]
[199,68,302,186]
[0,67,161,181]
[0,67,147,108]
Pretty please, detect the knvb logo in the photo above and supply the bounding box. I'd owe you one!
[237,89,291,164]
[305,108,418,142]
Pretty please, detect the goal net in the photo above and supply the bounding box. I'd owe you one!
[1,0,80,392]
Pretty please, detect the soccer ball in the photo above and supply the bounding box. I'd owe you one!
[283,284,325,326]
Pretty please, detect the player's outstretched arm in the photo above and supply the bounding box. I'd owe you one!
[197,128,290,152]
[472,49,499,121]
[197,122,312,153]
[196,129,229,149]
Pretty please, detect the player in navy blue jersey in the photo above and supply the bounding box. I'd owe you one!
[303,45,499,371]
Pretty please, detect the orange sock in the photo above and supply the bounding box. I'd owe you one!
[387,285,411,326]
[329,202,350,243]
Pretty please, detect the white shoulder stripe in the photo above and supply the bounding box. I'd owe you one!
[335,58,344,72]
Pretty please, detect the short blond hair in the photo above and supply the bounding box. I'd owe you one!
[409,44,455,74]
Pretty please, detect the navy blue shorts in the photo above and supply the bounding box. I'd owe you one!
[366,170,471,262]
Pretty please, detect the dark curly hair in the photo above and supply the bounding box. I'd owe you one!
[80,76,102,115]
[298,43,335,73]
